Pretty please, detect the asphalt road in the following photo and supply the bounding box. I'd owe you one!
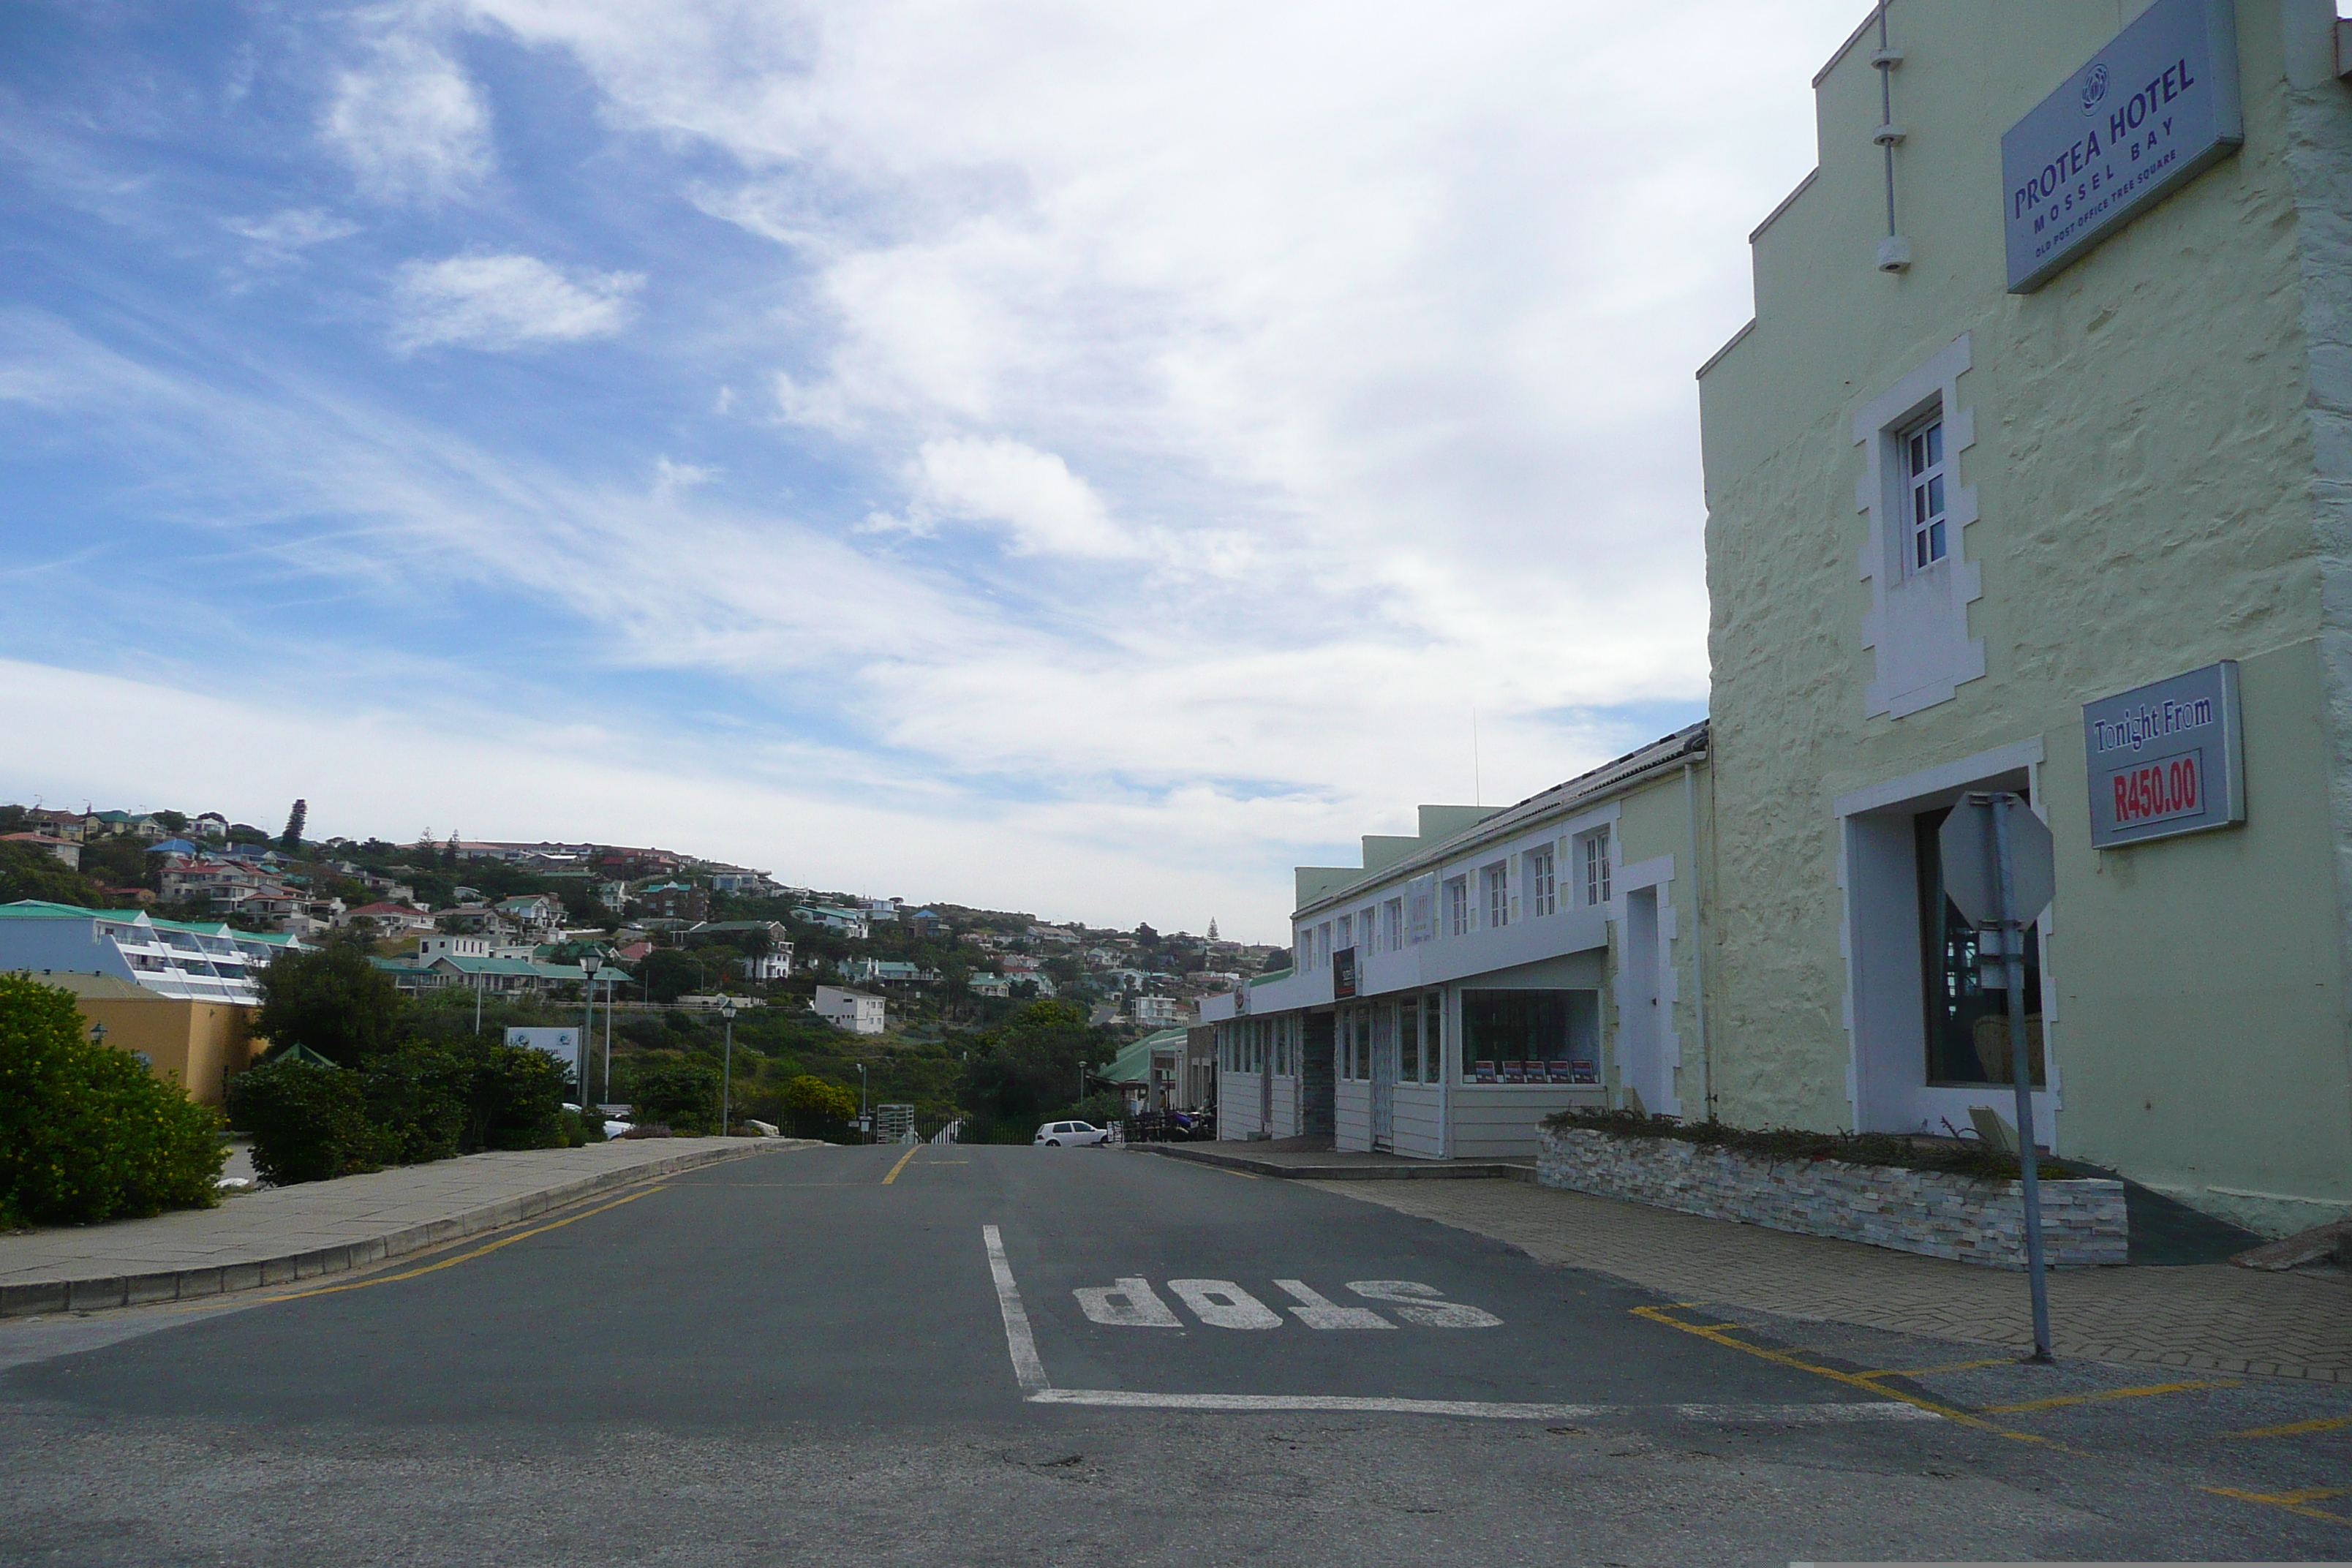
[1,1142,2348,1565]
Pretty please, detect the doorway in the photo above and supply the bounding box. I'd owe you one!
[1369,1003,1398,1151]
[1619,887,1666,1113]
[1300,1011,1335,1137]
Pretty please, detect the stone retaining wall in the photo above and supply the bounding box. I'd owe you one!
[1535,1126,2127,1268]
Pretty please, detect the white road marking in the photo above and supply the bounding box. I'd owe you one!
[1074,1278,1181,1327]
[1168,1279,1283,1330]
[981,1224,1049,1392]
[1025,1390,1940,1423]
[1346,1280,1501,1329]
[1272,1278,1393,1330]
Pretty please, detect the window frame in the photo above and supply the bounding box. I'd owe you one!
[1483,862,1509,930]
[1445,875,1471,936]
[1902,407,1950,573]
[1578,826,1613,907]
[1526,844,1556,918]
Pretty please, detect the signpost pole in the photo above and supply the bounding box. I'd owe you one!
[1989,793,2055,1362]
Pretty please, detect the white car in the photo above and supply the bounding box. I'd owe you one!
[1034,1120,1110,1147]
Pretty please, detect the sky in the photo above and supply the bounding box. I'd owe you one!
[0,0,1866,943]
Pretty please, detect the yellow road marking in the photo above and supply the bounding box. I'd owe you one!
[2201,1485,2352,1526]
[258,1186,668,1304]
[1856,1357,2016,1382]
[881,1145,921,1184]
[2224,1415,2352,1441]
[1629,1305,2054,1445]
[1981,1379,2240,1414]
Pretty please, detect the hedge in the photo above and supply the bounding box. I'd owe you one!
[0,974,227,1228]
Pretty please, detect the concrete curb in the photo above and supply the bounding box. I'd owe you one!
[1131,1142,1538,1183]
[0,1139,806,1319]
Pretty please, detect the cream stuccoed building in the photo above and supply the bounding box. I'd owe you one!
[1200,726,1712,1158]
[1696,0,2352,1233]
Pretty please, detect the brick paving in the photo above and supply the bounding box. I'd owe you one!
[0,1137,811,1316]
[1305,1176,2352,1384]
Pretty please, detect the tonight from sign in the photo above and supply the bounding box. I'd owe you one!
[2081,660,2244,849]
[2001,0,2242,293]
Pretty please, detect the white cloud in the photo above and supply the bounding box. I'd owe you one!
[222,208,361,264]
[391,254,644,353]
[896,436,1133,559]
[322,33,492,204]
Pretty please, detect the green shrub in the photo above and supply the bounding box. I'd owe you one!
[229,1056,390,1185]
[472,1042,569,1150]
[633,1061,723,1134]
[0,975,227,1227]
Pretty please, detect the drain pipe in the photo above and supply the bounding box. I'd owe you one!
[1682,759,1713,1121]
[1872,1,1911,272]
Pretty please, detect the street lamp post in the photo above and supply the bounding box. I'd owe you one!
[856,1061,868,1142]
[578,958,596,1112]
[720,1000,739,1136]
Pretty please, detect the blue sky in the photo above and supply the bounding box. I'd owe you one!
[0,0,1861,941]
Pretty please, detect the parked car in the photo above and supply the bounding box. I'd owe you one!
[1033,1120,1110,1147]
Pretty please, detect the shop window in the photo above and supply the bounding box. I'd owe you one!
[1421,991,1444,1081]
[1400,995,1421,1081]
[1913,807,2043,1087]
[1459,989,1600,1085]
[1407,876,1436,944]
[1335,913,1352,952]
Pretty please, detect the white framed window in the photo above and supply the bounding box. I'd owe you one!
[1445,876,1470,936]
[1526,845,1556,917]
[1407,876,1435,944]
[1318,922,1333,967]
[1335,913,1352,952]
[1579,826,1612,906]
[1483,862,1509,929]
[1903,410,1948,571]
[1382,897,1403,951]
[1360,907,1376,951]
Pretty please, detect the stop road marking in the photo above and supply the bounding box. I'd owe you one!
[1073,1276,1500,1330]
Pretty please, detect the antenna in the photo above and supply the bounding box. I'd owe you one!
[1471,707,1482,807]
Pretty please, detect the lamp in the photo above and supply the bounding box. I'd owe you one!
[720,999,738,1137]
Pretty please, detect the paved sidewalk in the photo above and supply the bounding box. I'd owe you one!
[0,1137,813,1316]
[1309,1177,2352,1385]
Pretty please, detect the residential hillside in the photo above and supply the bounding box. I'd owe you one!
[0,801,1283,1039]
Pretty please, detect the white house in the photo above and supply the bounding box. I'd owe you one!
[0,899,309,1006]
[814,984,886,1034]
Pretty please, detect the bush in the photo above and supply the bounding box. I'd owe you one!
[229,1057,390,1185]
[0,975,227,1227]
[777,1074,859,1139]
[1539,1107,2082,1183]
[471,1042,569,1150]
[633,1061,723,1134]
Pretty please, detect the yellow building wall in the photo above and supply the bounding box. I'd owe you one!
[78,998,261,1107]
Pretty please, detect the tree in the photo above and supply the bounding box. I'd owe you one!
[0,842,96,907]
[633,1060,722,1132]
[153,810,188,834]
[443,832,460,868]
[0,974,226,1225]
[957,999,1113,1142]
[777,1074,859,1137]
[254,938,404,1067]
[279,799,307,852]
[638,947,704,1004]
